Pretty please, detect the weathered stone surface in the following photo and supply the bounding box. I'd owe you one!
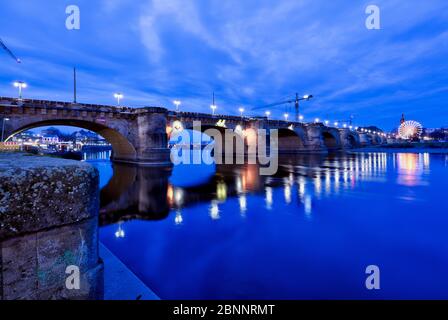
[340,128,361,149]
[1,232,38,299]
[304,124,326,151]
[0,153,103,300]
[359,133,372,146]
[0,153,99,240]
[1,218,103,300]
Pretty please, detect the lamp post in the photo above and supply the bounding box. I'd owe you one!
[173,100,181,112]
[299,115,304,122]
[13,81,27,100]
[1,118,10,142]
[210,104,217,116]
[114,93,123,106]
[239,107,244,117]
[284,113,289,121]
[314,118,320,123]
[265,111,271,120]
[210,91,217,116]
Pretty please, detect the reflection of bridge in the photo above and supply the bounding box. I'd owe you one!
[0,97,386,166]
[99,153,391,225]
[99,163,171,224]
[99,161,295,225]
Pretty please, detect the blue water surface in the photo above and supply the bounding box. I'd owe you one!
[92,153,448,299]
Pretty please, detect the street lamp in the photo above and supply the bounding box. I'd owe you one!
[114,93,124,106]
[13,81,27,100]
[1,118,10,142]
[284,113,289,121]
[239,107,245,117]
[210,104,217,115]
[265,111,271,119]
[173,100,181,112]
[299,115,304,122]
[314,118,320,123]
[324,120,329,126]
[115,221,125,238]
[334,122,339,127]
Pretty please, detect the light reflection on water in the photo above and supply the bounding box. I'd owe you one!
[396,153,430,187]
[83,150,112,161]
[91,152,448,299]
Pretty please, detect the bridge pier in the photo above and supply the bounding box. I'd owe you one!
[302,124,341,153]
[114,108,171,166]
[359,133,378,146]
[339,128,361,149]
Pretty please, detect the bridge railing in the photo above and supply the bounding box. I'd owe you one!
[0,96,166,115]
[171,110,248,121]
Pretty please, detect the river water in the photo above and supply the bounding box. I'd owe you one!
[87,152,448,299]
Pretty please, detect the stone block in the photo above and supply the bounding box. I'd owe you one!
[0,154,99,240]
[0,154,103,300]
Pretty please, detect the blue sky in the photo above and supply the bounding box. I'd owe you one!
[0,0,447,130]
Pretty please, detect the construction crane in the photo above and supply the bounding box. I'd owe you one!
[252,93,313,121]
[334,115,355,127]
[0,38,21,63]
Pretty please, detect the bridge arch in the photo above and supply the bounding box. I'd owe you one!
[173,124,246,154]
[321,129,342,151]
[6,119,137,161]
[277,128,306,153]
[345,132,360,149]
[370,134,383,145]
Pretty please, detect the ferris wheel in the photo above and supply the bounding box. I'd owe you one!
[398,120,423,139]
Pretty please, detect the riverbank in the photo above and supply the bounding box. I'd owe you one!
[100,243,160,300]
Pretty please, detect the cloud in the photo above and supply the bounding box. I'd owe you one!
[139,15,164,62]
[0,0,447,129]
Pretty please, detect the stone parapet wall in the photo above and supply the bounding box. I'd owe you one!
[0,153,103,300]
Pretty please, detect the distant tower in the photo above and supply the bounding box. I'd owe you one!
[400,113,405,125]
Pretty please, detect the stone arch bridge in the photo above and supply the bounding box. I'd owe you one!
[0,97,384,166]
